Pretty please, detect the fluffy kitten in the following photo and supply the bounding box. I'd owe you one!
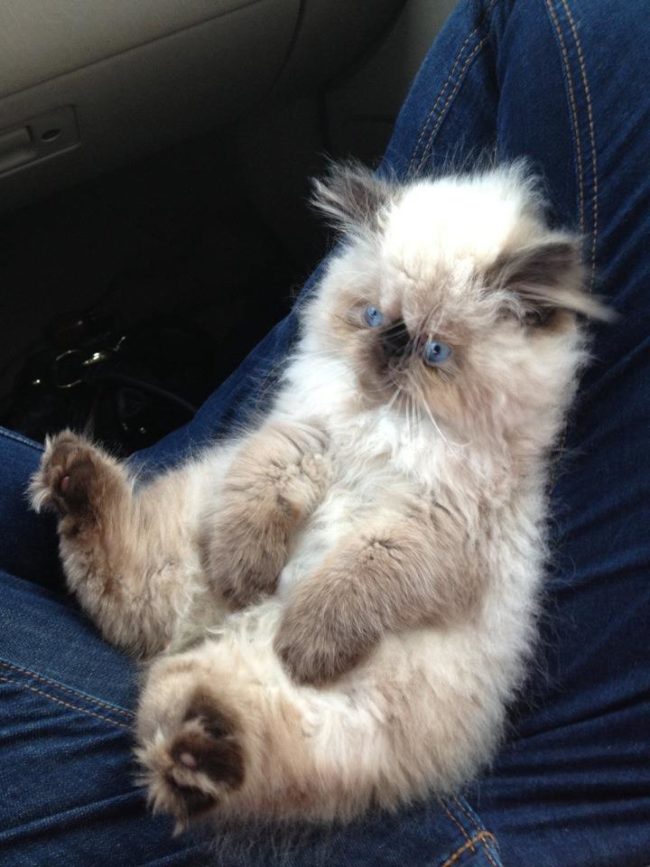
[30,163,608,831]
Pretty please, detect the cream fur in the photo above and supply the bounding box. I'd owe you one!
[30,164,601,830]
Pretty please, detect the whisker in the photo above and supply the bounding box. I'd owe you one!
[406,370,469,450]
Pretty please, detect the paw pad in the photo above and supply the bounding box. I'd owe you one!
[151,689,245,822]
[29,431,116,524]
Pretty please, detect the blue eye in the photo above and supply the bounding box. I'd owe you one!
[423,340,453,366]
[364,306,384,328]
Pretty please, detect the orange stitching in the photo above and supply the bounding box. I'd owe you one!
[483,839,500,867]
[0,675,132,730]
[451,795,481,834]
[558,0,599,288]
[0,659,134,719]
[439,798,472,844]
[454,795,497,867]
[544,0,585,235]
[416,34,489,174]
[440,831,498,867]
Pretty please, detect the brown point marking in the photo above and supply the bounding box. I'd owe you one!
[171,730,245,790]
[164,774,218,816]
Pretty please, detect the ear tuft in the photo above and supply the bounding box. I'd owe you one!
[311,162,394,235]
[487,235,613,322]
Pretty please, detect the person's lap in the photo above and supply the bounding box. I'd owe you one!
[1,0,649,864]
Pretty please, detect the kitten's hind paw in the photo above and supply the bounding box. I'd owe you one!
[138,687,245,830]
[29,431,124,531]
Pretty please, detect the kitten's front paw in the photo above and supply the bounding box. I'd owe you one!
[205,500,287,610]
[275,605,369,686]
[207,508,284,608]
[205,422,331,611]
[217,555,279,611]
[29,431,120,531]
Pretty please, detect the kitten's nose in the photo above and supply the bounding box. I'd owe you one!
[380,321,409,358]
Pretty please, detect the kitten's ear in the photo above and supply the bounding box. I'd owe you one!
[311,162,393,235]
[487,234,613,322]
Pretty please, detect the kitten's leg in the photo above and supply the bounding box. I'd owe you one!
[203,421,329,609]
[135,609,495,827]
[135,624,349,828]
[30,431,211,656]
[135,652,250,830]
[275,509,484,684]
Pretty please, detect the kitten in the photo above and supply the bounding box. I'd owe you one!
[30,162,608,831]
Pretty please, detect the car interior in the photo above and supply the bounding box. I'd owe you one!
[0,0,456,454]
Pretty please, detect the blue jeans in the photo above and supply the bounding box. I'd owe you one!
[1,0,649,863]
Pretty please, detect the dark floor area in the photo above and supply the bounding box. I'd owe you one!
[0,133,319,454]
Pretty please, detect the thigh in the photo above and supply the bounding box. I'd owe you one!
[0,429,62,590]
[0,569,211,866]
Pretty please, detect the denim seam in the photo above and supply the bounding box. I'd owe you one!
[439,797,473,844]
[415,35,490,175]
[557,0,598,288]
[0,675,132,730]
[409,28,480,173]
[439,831,498,867]
[0,658,135,719]
[543,0,585,235]
[412,0,500,175]
[450,796,499,867]
[437,797,500,867]
[451,796,480,833]
[483,838,499,867]
[0,427,43,452]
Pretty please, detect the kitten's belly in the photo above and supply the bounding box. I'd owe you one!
[277,475,412,597]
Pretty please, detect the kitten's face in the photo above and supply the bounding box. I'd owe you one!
[309,165,607,436]
[321,250,527,434]
[327,260,498,421]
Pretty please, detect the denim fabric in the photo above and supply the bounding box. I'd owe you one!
[1,0,649,864]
